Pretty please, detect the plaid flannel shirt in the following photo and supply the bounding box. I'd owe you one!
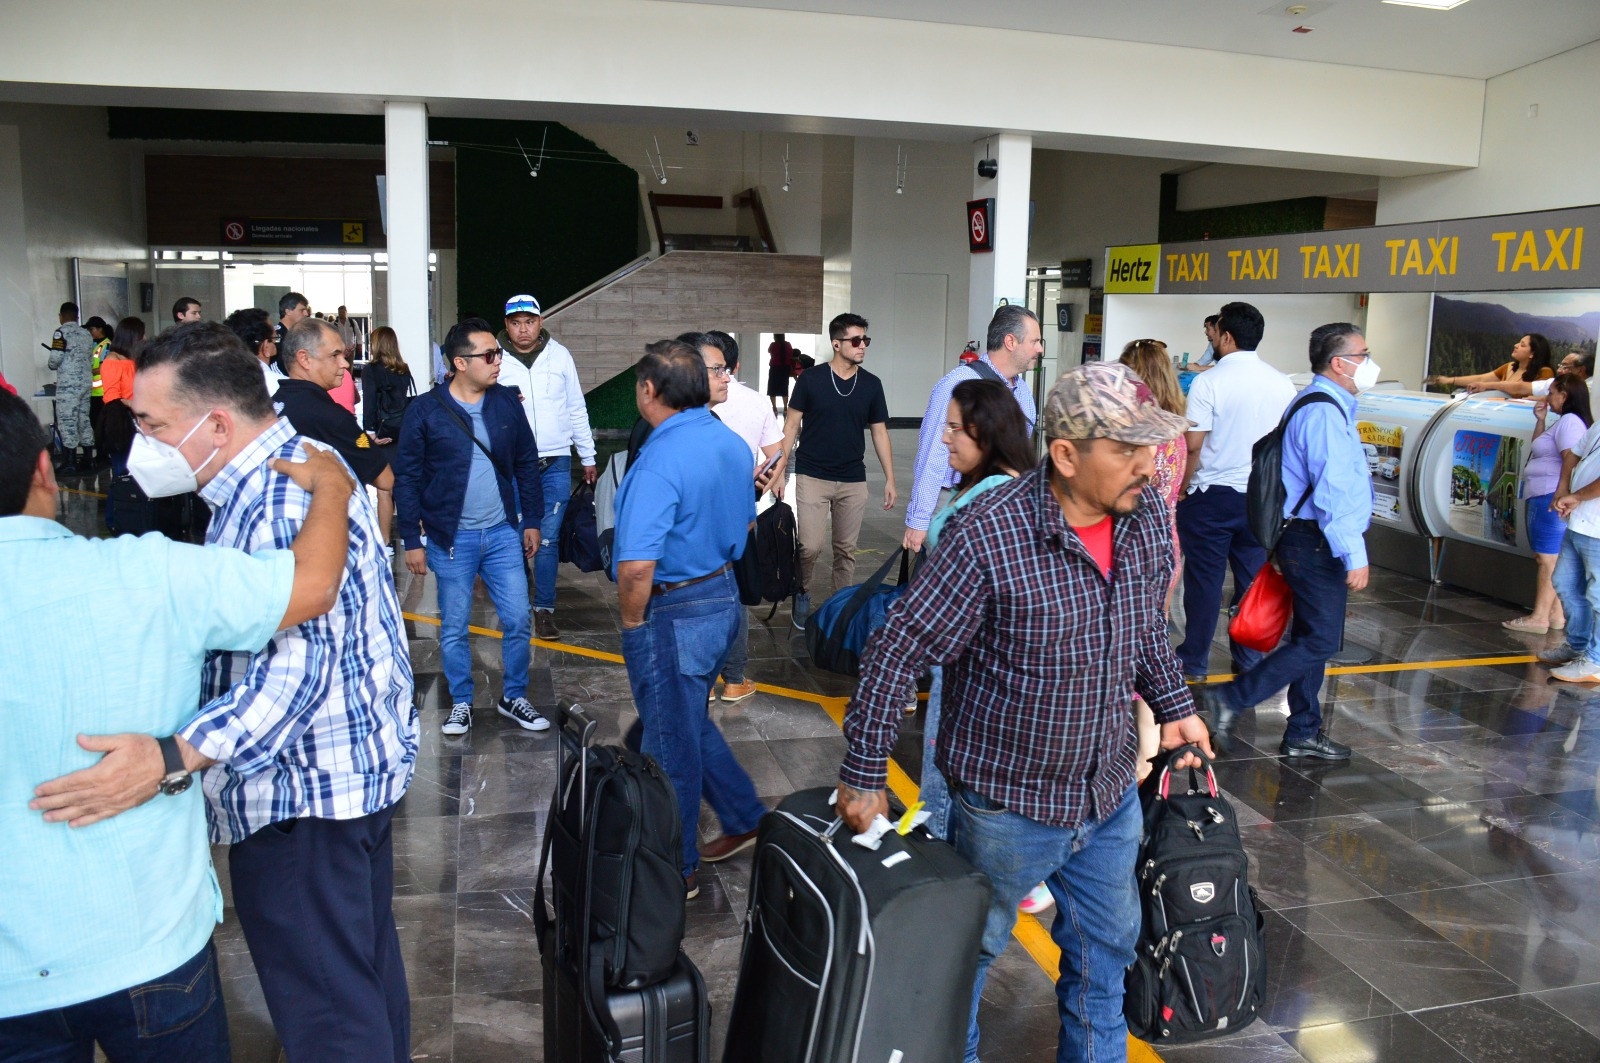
[840,465,1195,828]
[181,418,418,843]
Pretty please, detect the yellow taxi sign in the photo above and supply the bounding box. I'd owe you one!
[1104,244,1160,294]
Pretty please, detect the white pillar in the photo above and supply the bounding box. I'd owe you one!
[966,133,1032,346]
[384,101,431,392]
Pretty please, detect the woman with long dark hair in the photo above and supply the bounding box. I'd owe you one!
[919,379,1042,903]
[362,326,414,550]
[1431,333,1554,390]
[97,317,144,475]
[1506,373,1594,633]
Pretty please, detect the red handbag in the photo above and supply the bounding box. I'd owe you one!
[1228,561,1292,653]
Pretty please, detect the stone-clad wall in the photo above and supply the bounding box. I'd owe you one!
[545,252,823,390]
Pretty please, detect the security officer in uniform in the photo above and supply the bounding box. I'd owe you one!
[274,317,394,503]
[46,301,95,475]
[85,317,111,455]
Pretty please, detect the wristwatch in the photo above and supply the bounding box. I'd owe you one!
[156,735,194,796]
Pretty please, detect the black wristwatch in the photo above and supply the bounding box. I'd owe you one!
[157,735,194,796]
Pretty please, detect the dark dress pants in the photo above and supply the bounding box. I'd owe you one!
[1175,485,1266,676]
[228,805,410,1063]
[1223,520,1349,743]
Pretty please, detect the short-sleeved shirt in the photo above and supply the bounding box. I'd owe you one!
[272,378,389,487]
[458,397,507,531]
[714,379,784,466]
[0,518,293,1017]
[1184,351,1296,493]
[789,365,889,482]
[613,407,755,585]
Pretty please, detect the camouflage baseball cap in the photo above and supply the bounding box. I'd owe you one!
[1042,362,1189,445]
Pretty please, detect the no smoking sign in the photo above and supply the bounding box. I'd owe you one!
[223,220,246,243]
[966,198,994,253]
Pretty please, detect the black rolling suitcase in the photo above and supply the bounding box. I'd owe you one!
[536,704,709,1063]
[722,786,993,1063]
[105,475,158,536]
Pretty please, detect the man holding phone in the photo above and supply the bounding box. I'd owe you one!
[683,330,784,702]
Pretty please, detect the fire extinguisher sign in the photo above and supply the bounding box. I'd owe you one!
[967,199,994,253]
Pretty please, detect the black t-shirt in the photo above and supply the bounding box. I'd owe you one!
[273,378,390,486]
[789,364,889,483]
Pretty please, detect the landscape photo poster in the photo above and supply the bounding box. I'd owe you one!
[1426,290,1600,384]
[1449,430,1523,547]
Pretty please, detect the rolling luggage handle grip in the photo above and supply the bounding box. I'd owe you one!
[1157,744,1218,799]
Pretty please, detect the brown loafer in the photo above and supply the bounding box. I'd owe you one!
[700,828,759,863]
[534,611,559,640]
[720,680,758,703]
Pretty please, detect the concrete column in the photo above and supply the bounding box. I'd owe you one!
[384,101,431,391]
[966,133,1031,345]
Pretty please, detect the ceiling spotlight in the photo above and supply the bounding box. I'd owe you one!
[1381,0,1470,8]
[977,158,998,179]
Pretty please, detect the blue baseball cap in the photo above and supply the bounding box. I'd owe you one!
[504,294,542,317]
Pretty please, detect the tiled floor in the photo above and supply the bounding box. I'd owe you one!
[56,427,1600,1062]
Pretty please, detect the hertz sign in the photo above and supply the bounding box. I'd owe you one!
[1103,204,1600,295]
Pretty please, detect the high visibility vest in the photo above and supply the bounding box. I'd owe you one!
[91,339,109,397]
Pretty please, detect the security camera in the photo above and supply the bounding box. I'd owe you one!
[977,158,998,179]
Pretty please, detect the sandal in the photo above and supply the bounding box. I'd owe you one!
[1502,616,1549,634]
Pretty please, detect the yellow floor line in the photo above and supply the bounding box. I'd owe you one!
[1193,651,1536,682]
[59,486,108,499]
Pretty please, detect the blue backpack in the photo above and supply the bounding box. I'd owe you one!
[804,549,911,677]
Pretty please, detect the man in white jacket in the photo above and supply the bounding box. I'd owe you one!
[497,294,598,640]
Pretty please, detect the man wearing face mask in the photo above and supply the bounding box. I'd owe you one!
[34,321,420,1062]
[1193,323,1376,760]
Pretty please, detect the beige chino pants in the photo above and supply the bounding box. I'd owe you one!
[795,474,870,600]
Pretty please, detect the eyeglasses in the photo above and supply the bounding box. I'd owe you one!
[704,364,731,377]
[839,336,872,348]
[460,348,504,365]
[941,421,970,437]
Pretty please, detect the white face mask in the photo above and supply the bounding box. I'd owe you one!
[127,410,221,498]
[1350,356,1381,392]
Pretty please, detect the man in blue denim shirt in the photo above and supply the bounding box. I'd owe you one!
[614,340,767,897]
[394,317,546,736]
[1196,323,1375,760]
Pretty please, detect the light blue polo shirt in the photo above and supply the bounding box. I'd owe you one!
[0,517,293,1017]
[614,407,755,584]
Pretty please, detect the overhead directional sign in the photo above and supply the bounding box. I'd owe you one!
[222,217,369,247]
[1104,203,1600,295]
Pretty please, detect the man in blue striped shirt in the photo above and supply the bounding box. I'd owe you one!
[1196,323,1375,760]
[37,323,420,1062]
[903,305,1041,552]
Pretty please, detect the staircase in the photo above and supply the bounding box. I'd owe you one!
[544,251,824,390]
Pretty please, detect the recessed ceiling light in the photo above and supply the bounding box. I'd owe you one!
[1382,0,1470,10]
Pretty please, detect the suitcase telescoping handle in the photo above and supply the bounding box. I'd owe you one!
[1157,744,1218,799]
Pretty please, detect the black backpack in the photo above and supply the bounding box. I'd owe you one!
[372,367,415,440]
[535,706,685,1050]
[1124,746,1267,1045]
[559,482,605,573]
[1245,390,1341,552]
[732,501,802,618]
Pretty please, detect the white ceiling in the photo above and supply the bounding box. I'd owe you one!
[660,0,1600,79]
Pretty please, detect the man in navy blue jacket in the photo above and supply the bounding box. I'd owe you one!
[394,318,546,735]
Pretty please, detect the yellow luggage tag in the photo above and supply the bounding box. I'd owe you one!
[895,801,925,836]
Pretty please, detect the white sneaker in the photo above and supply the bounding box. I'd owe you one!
[1018,883,1054,915]
[1551,659,1600,683]
[442,702,472,736]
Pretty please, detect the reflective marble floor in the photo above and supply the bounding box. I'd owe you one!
[53,427,1600,1063]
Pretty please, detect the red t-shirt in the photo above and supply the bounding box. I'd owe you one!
[1071,516,1113,577]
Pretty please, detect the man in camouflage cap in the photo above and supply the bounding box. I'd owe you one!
[837,361,1210,1063]
[46,302,95,475]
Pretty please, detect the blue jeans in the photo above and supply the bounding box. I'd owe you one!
[721,607,750,684]
[950,785,1142,1063]
[1175,487,1265,676]
[1221,521,1348,743]
[428,523,531,704]
[0,941,231,1063]
[919,665,952,840]
[621,569,767,875]
[1553,529,1600,663]
[532,456,571,612]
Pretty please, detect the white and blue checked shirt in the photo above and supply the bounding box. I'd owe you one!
[181,418,418,844]
[905,355,1037,532]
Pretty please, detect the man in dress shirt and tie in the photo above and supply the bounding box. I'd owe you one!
[1195,323,1376,760]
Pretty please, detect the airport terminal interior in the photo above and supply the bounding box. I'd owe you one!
[9,1,1600,1061]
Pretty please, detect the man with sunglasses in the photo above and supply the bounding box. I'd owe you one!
[781,312,896,629]
[393,318,547,736]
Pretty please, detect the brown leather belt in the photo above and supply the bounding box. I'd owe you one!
[651,562,730,596]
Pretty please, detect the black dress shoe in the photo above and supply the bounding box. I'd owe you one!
[1279,731,1352,760]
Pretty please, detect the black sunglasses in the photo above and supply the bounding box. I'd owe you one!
[840,336,872,348]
